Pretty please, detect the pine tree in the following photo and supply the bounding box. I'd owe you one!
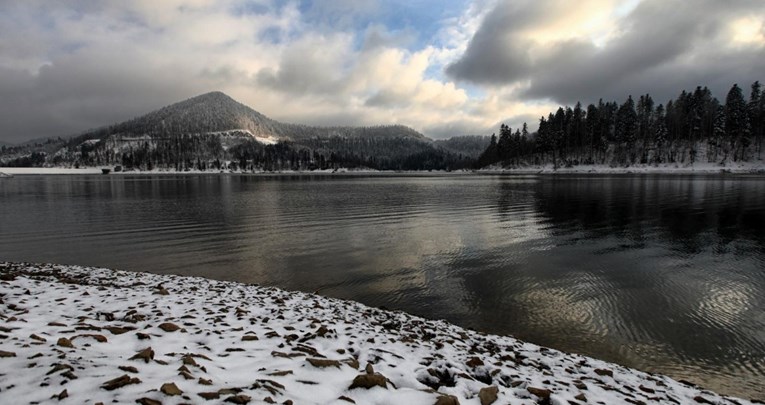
[749,81,763,159]
[725,84,749,161]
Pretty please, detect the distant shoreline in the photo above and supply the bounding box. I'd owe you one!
[2,163,765,176]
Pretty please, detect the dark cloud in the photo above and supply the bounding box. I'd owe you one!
[447,0,765,105]
[0,53,209,143]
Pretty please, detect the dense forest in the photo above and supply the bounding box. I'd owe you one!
[477,82,765,169]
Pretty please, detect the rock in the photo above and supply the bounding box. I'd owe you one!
[158,322,181,332]
[349,373,387,390]
[466,357,484,367]
[241,335,259,341]
[182,355,199,366]
[129,347,155,363]
[136,332,151,340]
[0,351,17,358]
[315,325,330,337]
[198,392,221,400]
[527,387,551,399]
[136,399,162,405]
[307,358,341,368]
[224,394,251,404]
[594,368,613,377]
[73,334,108,343]
[57,337,74,348]
[101,374,142,391]
[344,357,360,370]
[46,364,74,375]
[694,396,714,404]
[198,377,213,385]
[575,393,587,402]
[638,384,655,394]
[434,395,460,405]
[119,365,139,373]
[104,326,132,335]
[30,334,46,342]
[160,382,183,396]
[53,389,68,400]
[338,396,356,403]
[478,385,499,405]
[365,363,374,374]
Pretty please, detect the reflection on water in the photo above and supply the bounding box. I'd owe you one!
[1,174,764,399]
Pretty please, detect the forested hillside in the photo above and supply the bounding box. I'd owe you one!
[477,82,765,169]
[0,92,476,171]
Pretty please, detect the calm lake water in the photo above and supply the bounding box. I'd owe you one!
[1,174,764,399]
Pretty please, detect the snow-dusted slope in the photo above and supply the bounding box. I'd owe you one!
[81,91,427,143]
[0,263,755,405]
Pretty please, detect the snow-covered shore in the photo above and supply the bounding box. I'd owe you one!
[0,263,756,404]
[480,161,765,175]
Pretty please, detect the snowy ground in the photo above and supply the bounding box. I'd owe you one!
[0,263,756,405]
[481,161,765,174]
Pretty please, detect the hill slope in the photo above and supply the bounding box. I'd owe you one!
[1,92,474,171]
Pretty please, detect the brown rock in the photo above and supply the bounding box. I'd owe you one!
[241,335,259,341]
[73,334,108,343]
[349,373,387,390]
[575,393,587,402]
[638,384,655,394]
[594,368,613,377]
[136,332,151,340]
[434,395,460,405]
[224,394,251,404]
[527,387,551,399]
[0,351,17,358]
[466,357,484,367]
[198,392,221,400]
[160,382,183,396]
[158,323,181,332]
[57,337,74,348]
[478,385,498,405]
[307,358,341,368]
[694,396,714,404]
[104,326,132,335]
[136,399,162,405]
[182,355,199,366]
[365,363,374,374]
[129,347,155,363]
[338,396,356,403]
[30,334,46,342]
[53,389,68,400]
[119,365,139,373]
[198,377,213,385]
[101,374,142,391]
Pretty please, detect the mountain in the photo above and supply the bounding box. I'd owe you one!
[435,136,491,158]
[1,92,475,171]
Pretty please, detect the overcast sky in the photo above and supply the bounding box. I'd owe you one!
[1,0,763,143]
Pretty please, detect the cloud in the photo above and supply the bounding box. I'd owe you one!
[1,0,763,143]
[447,0,765,105]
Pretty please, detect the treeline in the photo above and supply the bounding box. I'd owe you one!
[1,132,473,171]
[477,82,765,168]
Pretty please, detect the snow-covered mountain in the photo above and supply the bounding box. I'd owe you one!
[1,92,479,171]
[80,91,427,143]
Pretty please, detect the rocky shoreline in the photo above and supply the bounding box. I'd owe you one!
[0,262,757,404]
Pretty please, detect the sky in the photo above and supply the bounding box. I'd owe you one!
[0,0,764,143]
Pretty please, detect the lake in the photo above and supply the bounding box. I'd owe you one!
[1,173,764,399]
